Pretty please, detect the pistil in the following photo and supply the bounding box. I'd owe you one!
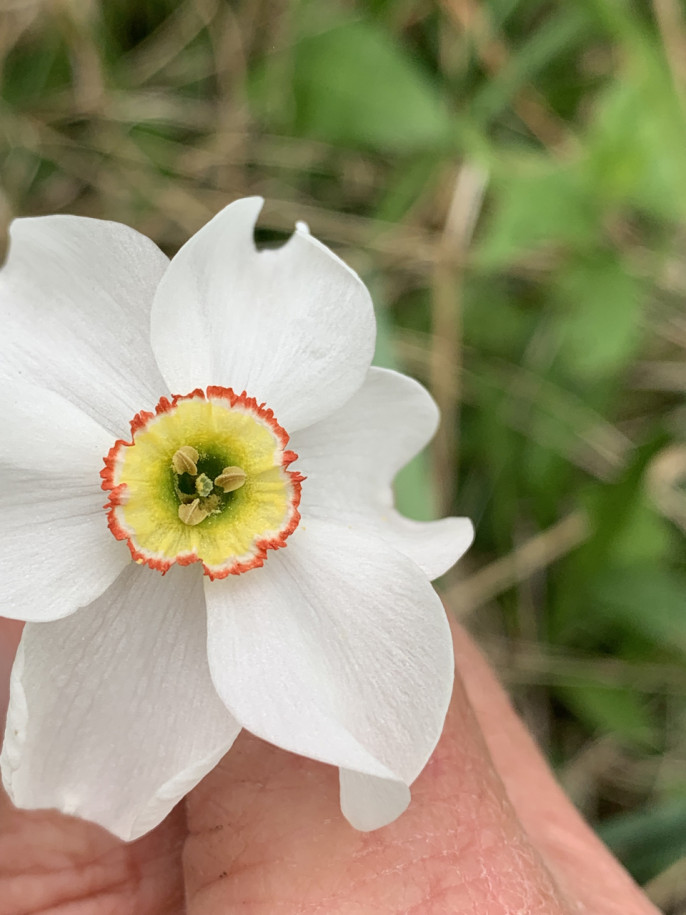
[195,473,214,497]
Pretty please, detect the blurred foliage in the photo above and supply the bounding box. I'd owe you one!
[1,0,686,901]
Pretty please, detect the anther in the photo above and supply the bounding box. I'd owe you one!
[178,498,210,526]
[172,445,199,475]
[215,466,247,493]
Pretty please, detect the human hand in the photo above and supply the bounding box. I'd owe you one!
[0,616,659,915]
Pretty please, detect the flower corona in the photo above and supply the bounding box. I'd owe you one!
[101,387,303,579]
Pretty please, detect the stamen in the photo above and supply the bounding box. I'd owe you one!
[172,445,199,475]
[215,466,247,493]
[195,473,214,497]
[178,498,210,526]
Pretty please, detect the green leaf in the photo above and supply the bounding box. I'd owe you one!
[291,20,454,152]
[2,30,71,105]
[568,440,665,579]
[470,6,590,126]
[554,252,644,381]
[586,46,686,219]
[609,498,676,567]
[598,799,686,884]
[475,157,598,267]
[592,566,686,657]
[557,683,657,749]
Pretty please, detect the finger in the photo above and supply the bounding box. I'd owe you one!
[0,619,185,915]
[183,633,572,914]
[0,793,185,915]
[451,621,659,915]
[0,620,22,733]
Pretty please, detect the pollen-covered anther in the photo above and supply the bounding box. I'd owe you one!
[172,445,199,475]
[178,498,211,526]
[215,466,247,493]
[101,387,303,579]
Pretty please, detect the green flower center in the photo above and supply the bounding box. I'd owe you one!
[170,445,247,526]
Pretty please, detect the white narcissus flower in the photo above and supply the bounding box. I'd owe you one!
[0,197,473,841]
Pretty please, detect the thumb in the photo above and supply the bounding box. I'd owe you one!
[451,622,659,915]
[182,620,571,915]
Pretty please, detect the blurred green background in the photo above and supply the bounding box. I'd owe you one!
[1,0,685,905]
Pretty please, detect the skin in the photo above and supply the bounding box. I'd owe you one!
[0,615,659,915]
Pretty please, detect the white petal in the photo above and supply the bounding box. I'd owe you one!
[339,769,411,831]
[376,512,474,581]
[1,564,240,841]
[150,198,376,431]
[0,215,169,436]
[292,367,474,579]
[294,367,440,487]
[204,519,453,789]
[0,382,128,621]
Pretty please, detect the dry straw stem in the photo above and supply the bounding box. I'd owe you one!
[429,162,487,510]
[653,0,686,108]
[122,0,222,85]
[644,854,686,911]
[646,444,686,533]
[632,360,686,392]
[481,637,686,696]
[444,510,591,617]
[558,736,625,816]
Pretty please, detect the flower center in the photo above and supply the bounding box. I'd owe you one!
[170,444,247,526]
[101,387,303,579]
